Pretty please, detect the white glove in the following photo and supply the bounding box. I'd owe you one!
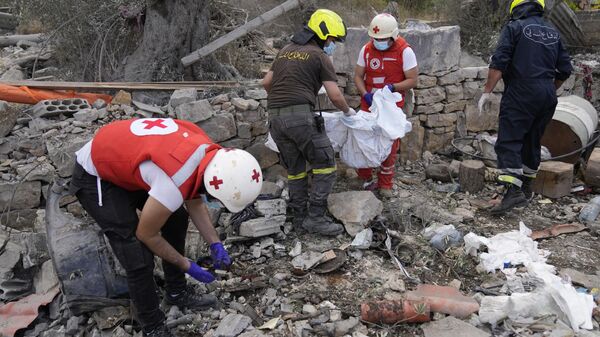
[478,93,492,113]
[344,107,357,116]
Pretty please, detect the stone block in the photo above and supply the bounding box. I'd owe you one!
[328,191,382,237]
[532,161,574,199]
[424,129,454,153]
[18,231,48,268]
[426,113,457,128]
[0,180,41,210]
[445,84,464,102]
[422,316,490,337]
[251,120,269,136]
[3,209,37,231]
[238,215,285,237]
[414,87,446,105]
[111,90,132,106]
[232,98,260,111]
[438,71,464,86]
[245,89,268,100]
[465,98,499,132]
[214,314,252,337]
[219,138,252,149]
[0,101,17,138]
[237,122,252,139]
[444,100,467,113]
[73,109,99,123]
[16,161,55,183]
[260,181,283,198]
[198,113,237,142]
[417,75,437,89]
[463,81,481,100]
[46,136,91,177]
[1,66,25,81]
[254,199,286,217]
[477,67,489,79]
[246,141,279,169]
[461,67,484,80]
[176,99,214,123]
[236,109,264,123]
[400,118,424,162]
[415,103,444,115]
[169,88,197,108]
[210,94,229,105]
[333,26,460,76]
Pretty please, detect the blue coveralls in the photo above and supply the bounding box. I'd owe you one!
[490,4,572,178]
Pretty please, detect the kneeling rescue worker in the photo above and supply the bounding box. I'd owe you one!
[262,9,355,236]
[69,117,263,337]
[479,0,572,215]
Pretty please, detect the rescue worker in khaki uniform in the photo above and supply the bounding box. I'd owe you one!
[354,13,418,198]
[479,0,572,215]
[262,9,356,236]
[69,118,263,337]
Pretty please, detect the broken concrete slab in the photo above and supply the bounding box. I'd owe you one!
[560,268,600,290]
[33,260,58,295]
[0,101,17,138]
[350,228,373,249]
[16,161,55,183]
[73,109,99,123]
[214,313,252,337]
[175,99,214,123]
[328,191,382,237]
[238,215,285,238]
[198,113,237,143]
[254,199,286,218]
[0,180,41,210]
[169,88,198,109]
[260,181,283,198]
[422,316,490,337]
[46,136,90,177]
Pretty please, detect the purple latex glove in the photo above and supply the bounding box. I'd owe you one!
[385,83,395,92]
[363,92,374,107]
[187,261,215,283]
[210,242,232,270]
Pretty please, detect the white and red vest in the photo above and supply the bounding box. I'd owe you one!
[91,118,221,200]
[360,37,410,112]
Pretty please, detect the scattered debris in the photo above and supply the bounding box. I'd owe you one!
[422,316,490,337]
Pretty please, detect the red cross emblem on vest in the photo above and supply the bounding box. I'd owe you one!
[209,176,223,190]
[142,119,167,130]
[373,26,380,34]
[251,169,260,183]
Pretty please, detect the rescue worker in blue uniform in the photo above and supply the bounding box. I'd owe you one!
[479,0,572,215]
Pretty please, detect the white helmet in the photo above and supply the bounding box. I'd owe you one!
[368,13,398,39]
[204,148,263,213]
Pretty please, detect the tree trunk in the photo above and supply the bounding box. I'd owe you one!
[119,0,233,82]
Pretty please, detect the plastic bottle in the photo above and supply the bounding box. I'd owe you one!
[578,196,600,224]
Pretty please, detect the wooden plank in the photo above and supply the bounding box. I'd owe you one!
[181,0,301,67]
[0,80,242,92]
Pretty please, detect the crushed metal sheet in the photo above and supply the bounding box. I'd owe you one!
[0,285,59,337]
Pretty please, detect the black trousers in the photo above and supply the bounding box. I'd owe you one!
[69,163,188,330]
[495,80,558,176]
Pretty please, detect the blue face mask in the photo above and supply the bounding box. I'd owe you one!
[323,41,336,55]
[374,39,390,51]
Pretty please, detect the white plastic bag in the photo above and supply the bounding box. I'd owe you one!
[371,86,412,139]
[265,133,279,153]
[322,112,347,152]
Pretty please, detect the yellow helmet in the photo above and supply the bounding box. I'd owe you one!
[307,9,346,41]
[510,0,545,14]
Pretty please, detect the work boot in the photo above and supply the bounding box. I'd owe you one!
[291,211,307,228]
[165,286,219,311]
[302,205,344,236]
[490,183,528,215]
[521,176,534,200]
[143,324,174,337]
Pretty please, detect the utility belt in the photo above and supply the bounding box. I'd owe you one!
[268,104,314,117]
[268,104,325,133]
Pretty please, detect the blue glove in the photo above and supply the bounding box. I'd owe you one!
[187,261,215,283]
[385,84,395,92]
[363,92,374,107]
[210,242,232,270]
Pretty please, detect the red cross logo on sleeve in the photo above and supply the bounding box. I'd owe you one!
[251,169,260,183]
[209,176,224,190]
[142,119,167,130]
[373,26,380,34]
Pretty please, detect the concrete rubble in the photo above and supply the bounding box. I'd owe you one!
[0,12,599,337]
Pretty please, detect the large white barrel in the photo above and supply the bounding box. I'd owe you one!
[541,95,598,164]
